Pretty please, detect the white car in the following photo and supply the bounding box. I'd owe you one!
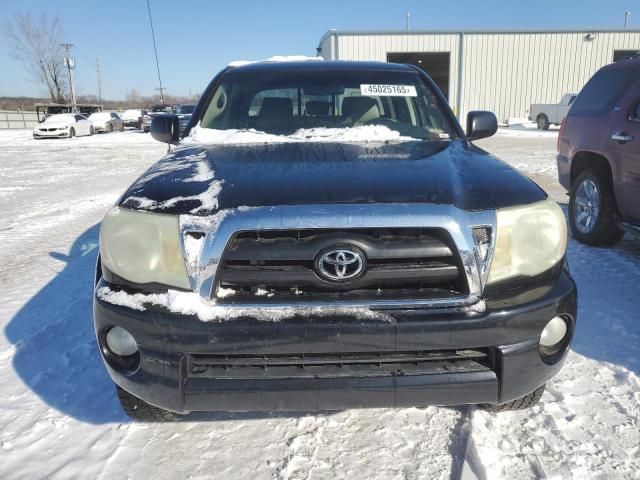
[121,109,146,129]
[33,114,94,139]
[88,112,124,133]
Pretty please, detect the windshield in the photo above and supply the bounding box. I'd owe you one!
[178,105,195,114]
[198,69,455,141]
[151,105,174,113]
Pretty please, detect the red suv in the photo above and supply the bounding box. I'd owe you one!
[558,56,640,245]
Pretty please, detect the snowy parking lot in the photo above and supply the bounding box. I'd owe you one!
[0,128,639,479]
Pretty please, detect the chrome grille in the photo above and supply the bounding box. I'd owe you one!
[215,228,467,302]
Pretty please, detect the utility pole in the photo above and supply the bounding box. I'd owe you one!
[61,43,77,111]
[96,59,102,105]
[146,0,165,104]
[406,12,411,31]
[624,11,630,28]
[154,87,167,102]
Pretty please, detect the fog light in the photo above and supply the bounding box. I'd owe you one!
[105,326,138,357]
[540,316,568,348]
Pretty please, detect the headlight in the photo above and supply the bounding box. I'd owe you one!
[487,199,567,284]
[100,207,190,289]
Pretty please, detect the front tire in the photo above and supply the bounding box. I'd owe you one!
[68,127,75,138]
[109,123,114,133]
[479,384,546,412]
[569,169,624,246]
[536,114,550,130]
[116,386,179,422]
[89,126,94,136]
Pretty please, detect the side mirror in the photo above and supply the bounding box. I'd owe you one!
[150,114,180,144]
[466,111,498,141]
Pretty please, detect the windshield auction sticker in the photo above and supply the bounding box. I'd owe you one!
[360,84,417,96]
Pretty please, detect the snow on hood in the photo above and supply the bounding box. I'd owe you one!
[182,125,417,145]
[96,285,395,323]
[40,114,74,126]
[227,55,323,67]
[121,149,222,214]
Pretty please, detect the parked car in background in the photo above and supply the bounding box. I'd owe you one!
[176,104,196,135]
[33,113,94,139]
[141,105,176,132]
[530,93,577,130]
[121,109,147,129]
[95,60,576,421]
[558,57,640,245]
[89,112,124,133]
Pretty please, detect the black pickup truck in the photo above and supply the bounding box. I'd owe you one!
[94,60,576,421]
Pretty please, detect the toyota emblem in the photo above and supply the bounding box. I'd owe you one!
[315,247,366,282]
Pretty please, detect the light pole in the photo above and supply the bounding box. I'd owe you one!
[146,0,165,104]
[61,42,77,111]
[96,59,102,105]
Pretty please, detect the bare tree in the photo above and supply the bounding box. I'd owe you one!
[3,13,67,103]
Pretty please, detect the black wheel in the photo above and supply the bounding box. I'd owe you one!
[116,386,179,422]
[68,127,75,138]
[536,114,550,130]
[109,123,114,133]
[479,384,546,412]
[89,126,94,136]
[569,169,624,246]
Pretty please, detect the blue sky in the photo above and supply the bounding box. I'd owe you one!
[0,0,637,100]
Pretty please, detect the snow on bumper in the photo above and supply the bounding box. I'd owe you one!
[93,270,577,413]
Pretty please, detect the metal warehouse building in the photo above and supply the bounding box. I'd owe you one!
[317,29,640,122]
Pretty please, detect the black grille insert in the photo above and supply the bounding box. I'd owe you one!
[189,349,491,379]
[215,228,467,302]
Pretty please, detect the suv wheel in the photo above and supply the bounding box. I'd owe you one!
[536,114,550,130]
[569,169,624,246]
[479,384,546,412]
[116,386,179,422]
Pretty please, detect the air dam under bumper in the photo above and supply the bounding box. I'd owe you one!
[93,270,576,413]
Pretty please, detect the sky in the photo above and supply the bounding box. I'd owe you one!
[0,0,637,101]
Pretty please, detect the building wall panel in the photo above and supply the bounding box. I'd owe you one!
[325,31,640,123]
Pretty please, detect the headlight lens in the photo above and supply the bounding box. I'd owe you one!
[100,207,190,289]
[487,199,567,284]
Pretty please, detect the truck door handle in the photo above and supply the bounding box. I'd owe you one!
[612,132,634,143]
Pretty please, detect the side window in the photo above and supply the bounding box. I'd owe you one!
[569,96,576,105]
[111,113,118,119]
[201,86,229,128]
[632,101,640,121]
[571,67,638,116]
[75,115,84,121]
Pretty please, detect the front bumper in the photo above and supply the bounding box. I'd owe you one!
[94,270,577,413]
[33,129,68,138]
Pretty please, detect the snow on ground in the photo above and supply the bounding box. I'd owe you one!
[1,129,639,479]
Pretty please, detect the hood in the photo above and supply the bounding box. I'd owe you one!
[119,140,546,216]
[41,117,74,127]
